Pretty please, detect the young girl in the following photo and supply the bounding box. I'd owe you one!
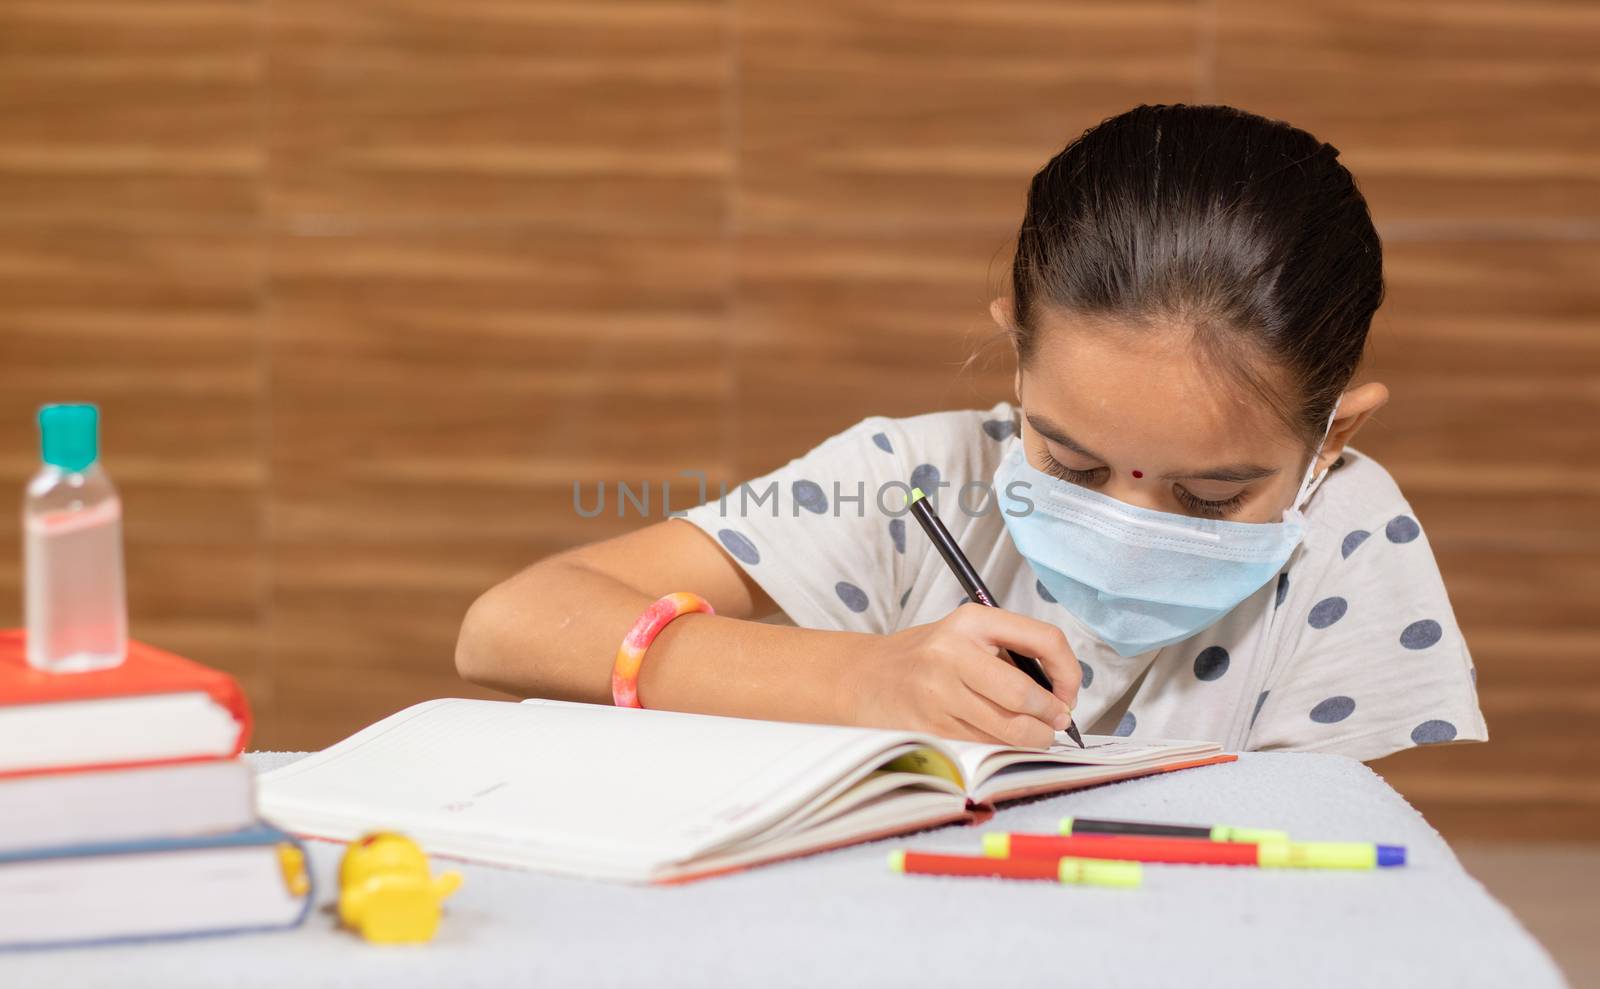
[456,104,1485,762]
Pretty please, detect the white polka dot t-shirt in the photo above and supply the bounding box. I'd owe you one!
[680,403,1487,762]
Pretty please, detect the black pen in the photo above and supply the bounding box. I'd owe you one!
[905,486,1084,747]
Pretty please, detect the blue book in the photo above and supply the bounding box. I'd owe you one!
[0,822,314,950]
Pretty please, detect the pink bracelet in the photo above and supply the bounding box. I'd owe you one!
[612,592,715,708]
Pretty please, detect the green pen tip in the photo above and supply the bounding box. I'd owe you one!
[910,487,926,503]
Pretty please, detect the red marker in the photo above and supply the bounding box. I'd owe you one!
[887,850,1141,887]
[993,832,1256,865]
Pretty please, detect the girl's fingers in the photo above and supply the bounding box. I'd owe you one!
[950,604,1082,709]
[954,645,1064,724]
[948,687,1058,749]
[952,649,1068,736]
[945,714,1013,747]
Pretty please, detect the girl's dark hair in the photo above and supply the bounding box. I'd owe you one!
[1010,104,1384,452]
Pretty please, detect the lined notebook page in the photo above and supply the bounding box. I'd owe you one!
[259,699,922,870]
[947,735,1221,785]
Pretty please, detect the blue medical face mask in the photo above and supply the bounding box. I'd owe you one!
[994,412,1337,658]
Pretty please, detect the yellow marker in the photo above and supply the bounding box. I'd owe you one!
[1256,841,1406,870]
[888,848,1141,888]
[338,831,463,944]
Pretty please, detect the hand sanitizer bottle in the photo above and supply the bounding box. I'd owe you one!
[24,404,128,672]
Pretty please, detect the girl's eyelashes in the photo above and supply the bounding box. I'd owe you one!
[1174,486,1248,518]
[1039,451,1107,486]
[1041,449,1249,518]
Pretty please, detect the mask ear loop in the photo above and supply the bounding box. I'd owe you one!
[1290,402,1342,513]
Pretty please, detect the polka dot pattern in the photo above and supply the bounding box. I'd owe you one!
[1307,596,1348,629]
[835,581,870,613]
[982,419,1016,441]
[910,463,941,497]
[696,422,1456,755]
[1193,646,1230,682]
[717,529,759,565]
[792,479,827,514]
[1310,696,1356,724]
[1400,619,1442,650]
[1385,515,1421,543]
[1411,719,1457,744]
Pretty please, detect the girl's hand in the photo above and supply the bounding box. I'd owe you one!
[842,604,1082,748]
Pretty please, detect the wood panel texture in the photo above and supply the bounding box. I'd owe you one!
[0,0,1593,839]
[0,0,260,224]
[265,231,731,740]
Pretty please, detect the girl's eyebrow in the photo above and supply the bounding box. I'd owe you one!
[1160,464,1280,483]
[1025,414,1105,461]
[1027,413,1279,483]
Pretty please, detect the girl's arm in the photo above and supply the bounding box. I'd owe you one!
[454,519,1082,747]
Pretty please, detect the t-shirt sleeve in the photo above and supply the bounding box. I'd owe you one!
[1247,507,1488,762]
[678,416,929,634]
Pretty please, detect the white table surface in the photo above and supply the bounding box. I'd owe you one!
[5,751,1565,989]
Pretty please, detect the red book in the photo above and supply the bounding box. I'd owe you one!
[0,629,251,779]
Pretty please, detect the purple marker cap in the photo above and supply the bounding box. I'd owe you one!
[1377,844,1406,867]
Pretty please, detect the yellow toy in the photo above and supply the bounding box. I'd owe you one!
[337,831,462,944]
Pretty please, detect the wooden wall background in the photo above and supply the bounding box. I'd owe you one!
[0,1,1594,840]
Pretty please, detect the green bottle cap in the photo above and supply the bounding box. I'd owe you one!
[38,403,100,473]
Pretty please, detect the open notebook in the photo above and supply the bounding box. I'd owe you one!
[258,698,1232,884]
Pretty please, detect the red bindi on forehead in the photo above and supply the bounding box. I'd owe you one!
[1131,470,1144,479]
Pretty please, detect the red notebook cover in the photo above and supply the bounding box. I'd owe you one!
[0,629,251,777]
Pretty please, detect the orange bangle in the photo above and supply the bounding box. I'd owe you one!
[612,592,715,708]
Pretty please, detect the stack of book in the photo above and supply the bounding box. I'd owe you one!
[0,630,312,950]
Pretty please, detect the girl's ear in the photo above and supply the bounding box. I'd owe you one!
[989,296,1015,333]
[1317,381,1389,472]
